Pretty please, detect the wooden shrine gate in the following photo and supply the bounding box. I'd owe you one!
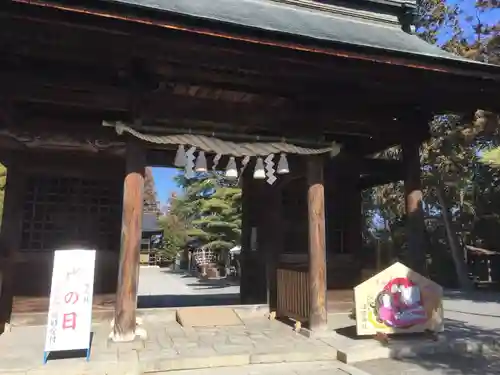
[0,0,499,339]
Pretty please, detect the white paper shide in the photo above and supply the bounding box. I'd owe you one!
[44,249,96,353]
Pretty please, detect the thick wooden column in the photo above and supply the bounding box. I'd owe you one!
[112,140,145,342]
[307,156,327,330]
[0,155,25,330]
[260,185,283,311]
[324,155,362,288]
[240,170,267,304]
[347,189,362,255]
[239,170,253,303]
[402,141,427,275]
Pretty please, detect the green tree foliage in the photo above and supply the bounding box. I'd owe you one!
[192,187,242,251]
[157,212,188,261]
[364,1,499,289]
[164,170,242,256]
[481,148,500,166]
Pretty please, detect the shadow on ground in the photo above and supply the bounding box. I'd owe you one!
[354,319,500,375]
[186,279,240,290]
[336,318,500,344]
[138,294,241,308]
[357,351,500,375]
[444,289,500,303]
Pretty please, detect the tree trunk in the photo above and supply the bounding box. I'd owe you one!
[435,184,474,291]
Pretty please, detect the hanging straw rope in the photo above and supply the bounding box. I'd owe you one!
[103,121,341,157]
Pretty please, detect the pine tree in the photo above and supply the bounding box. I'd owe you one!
[169,170,242,254]
[192,187,242,252]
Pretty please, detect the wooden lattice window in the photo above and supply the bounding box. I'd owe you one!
[21,175,122,252]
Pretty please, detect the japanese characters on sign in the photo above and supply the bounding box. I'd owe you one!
[44,249,96,353]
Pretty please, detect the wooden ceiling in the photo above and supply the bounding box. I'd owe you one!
[0,2,498,155]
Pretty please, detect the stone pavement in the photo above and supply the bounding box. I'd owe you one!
[0,311,346,375]
[157,360,371,375]
[4,272,500,375]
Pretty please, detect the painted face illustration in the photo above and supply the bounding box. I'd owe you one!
[372,277,428,328]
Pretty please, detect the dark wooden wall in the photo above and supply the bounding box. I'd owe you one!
[239,155,363,306]
[0,151,124,304]
[324,155,362,288]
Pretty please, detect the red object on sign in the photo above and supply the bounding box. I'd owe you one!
[64,292,79,305]
[62,312,77,330]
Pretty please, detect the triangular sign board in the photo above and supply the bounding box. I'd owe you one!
[354,262,444,336]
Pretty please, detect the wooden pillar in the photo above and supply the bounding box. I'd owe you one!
[307,156,327,330]
[240,170,267,304]
[324,155,362,288]
[0,155,25,330]
[402,141,427,275]
[324,159,341,254]
[239,171,253,303]
[345,185,362,259]
[112,140,145,342]
[260,185,283,311]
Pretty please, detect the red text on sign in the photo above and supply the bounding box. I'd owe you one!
[64,291,79,305]
[62,312,77,330]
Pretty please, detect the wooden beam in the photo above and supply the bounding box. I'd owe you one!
[356,157,405,189]
[2,74,433,138]
[6,0,500,86]
[350,121,432,156]
[112,139,145,342]
[2,3,499,115]
[402,140,427,275]
[358,157,403,175]
[1,67,416,112]
[307,155,327,331]
[358,173,403,190]
[3,35,498,114]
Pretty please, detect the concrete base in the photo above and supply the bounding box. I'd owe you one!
[106,335,146,350]
[320,326,500,364]
[139,350,341,373]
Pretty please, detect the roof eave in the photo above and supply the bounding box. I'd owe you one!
[11,0,500,80]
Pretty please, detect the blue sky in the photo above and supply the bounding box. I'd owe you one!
[152,167,181,206]
[451,0,499,34]
[431,0,499,43]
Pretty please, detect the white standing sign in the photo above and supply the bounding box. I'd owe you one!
[44,249,96,363]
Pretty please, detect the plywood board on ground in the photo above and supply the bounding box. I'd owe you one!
[176,307,243,327]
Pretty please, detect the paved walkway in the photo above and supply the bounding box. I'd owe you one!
[137,267,241,308]
[157,361,370,375]
[0,312,350,375]
[3,269,500,375]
